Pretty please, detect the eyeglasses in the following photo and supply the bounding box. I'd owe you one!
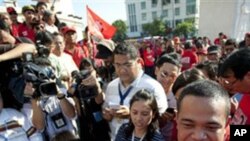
[113,61,136,69]
[220,78,238,87]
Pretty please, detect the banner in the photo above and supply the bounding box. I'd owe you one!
[87,6,116,40]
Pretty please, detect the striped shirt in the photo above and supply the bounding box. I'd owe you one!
[115,123,164,141]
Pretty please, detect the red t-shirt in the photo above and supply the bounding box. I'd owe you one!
[143,49,155,67]
[11,23,20,38]
[181,50,198,71]
[18,23,35,42]
[64,44,89,67]
[231,94,250,125]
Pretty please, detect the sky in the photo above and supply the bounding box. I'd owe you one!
[0,0,127,25]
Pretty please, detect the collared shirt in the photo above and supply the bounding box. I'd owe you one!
[104,70,168,140]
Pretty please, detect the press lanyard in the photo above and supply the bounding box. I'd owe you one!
[132,131,146,141]
[118,83,133,105]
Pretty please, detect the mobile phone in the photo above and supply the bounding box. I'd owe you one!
[109,103,120,110]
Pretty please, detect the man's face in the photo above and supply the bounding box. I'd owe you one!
[155,62,179,92]
[219,69,249,94]
[23,10,35,23]
[177,95,228,141]
[114,54,140,85]
[207,53,220,62]
[224,45,235,56]
[64,31,77,44]
[54,35,65,52]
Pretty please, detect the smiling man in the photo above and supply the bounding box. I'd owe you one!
[177,80,230,141]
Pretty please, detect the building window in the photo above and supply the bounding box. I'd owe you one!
[141,1,146,10]
[162,0,170,5]
[152,11,157,19]
[162,9,168,17]
[128,3,137,32]
[141,13,147,21]
[175,0,180,3]
[186,4,196,15]
[175,7,180,16]
[152,0,158,8]
[187,0,196,3]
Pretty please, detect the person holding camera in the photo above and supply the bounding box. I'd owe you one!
[23,59,78,140]
[69,58,109,141]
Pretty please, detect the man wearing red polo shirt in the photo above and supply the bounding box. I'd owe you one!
[63,26,89,67]
[18,5,36,42]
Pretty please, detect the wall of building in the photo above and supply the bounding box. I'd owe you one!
[198,0,236,42]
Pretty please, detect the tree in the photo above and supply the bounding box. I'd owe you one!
[112,20,127,42]
[142,19,166,36]
[173,20,197,38]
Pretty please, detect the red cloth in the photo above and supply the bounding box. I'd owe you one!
[86,6,116,39]
[18,23,35,42]
[230,94,250,125]
[142,49,155,67]
[181,50,198,71]
[11,24,20,37]
[64,44,89,67]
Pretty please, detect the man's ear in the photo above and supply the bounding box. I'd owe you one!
[244,71,250,83]
[155,67,159,76]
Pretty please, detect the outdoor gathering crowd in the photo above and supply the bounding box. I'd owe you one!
[0,1,250,141]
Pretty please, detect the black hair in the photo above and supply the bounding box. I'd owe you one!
[184,42,192,50]
[36,1,47,9]
[196,60,219,81]
[156,52,181,68]
[35,31,54,46]
[124,89,159,141]
[177,80,230,120]
[224,38,237,48]
[172,68,205,95]
[219,48,250,80]
[113,42,139,60]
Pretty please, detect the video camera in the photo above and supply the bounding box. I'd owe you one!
[71,69,98,101]
[23,61,57,98]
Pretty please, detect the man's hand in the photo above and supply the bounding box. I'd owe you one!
[24,82,35,98]
[114,105,130,119]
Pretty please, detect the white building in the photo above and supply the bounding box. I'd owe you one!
[125,0,250,41]
[125,0,199,38]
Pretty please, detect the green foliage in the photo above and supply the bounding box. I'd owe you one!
[173,21,197,38]
[112,20,127,42]
[142,19,166,36]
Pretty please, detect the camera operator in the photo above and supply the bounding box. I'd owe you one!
[23,57,78,141]
[0,19,36,109]
[69,58,110,141]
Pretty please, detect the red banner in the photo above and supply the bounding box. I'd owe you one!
[87,6,116,40]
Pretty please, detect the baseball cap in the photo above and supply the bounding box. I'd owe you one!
[7,7,17,15]
[207,45,220,54]
[22,5,35,14]
[96,39,115,59]
[61,26,76,34]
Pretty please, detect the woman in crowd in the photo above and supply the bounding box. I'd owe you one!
[115,89,164,141]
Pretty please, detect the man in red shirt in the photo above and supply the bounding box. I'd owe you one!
[181,42,198,71]
[6,7,21,37]
[63,26,89,67]
[18,5,36,42]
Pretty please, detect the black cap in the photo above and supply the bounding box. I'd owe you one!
[207,45,220,54]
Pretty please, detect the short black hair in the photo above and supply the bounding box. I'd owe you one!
[113,42,139,60]
[36,1,47,9]
[177,80,230,119]
[156,52,181,68]
[219,48,250,80]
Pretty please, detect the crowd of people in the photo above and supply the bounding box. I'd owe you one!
[0,1,250,141]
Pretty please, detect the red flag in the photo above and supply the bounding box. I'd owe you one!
[87,6,116,39]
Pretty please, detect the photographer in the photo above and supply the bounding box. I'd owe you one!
[69,58,110,141]
[23,57,77,141]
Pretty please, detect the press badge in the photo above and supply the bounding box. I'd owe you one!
[51,112,66,129]
[93,111,102,122]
